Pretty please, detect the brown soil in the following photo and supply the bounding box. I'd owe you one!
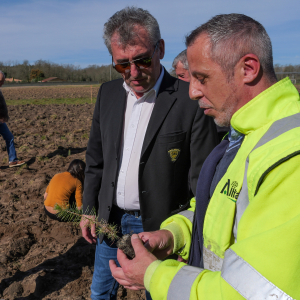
[2,83,299,102]
[0,104,146,300]
[117,235,135,259]
[1,86,100,101]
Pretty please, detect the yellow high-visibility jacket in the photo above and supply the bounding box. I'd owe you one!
[144,78,300,300]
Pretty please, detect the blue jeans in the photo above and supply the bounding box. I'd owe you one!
[91,207,152,300]
[0,123,18,162]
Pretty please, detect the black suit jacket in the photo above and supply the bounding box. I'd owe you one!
[83,70,218,239]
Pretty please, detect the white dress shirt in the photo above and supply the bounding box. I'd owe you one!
[115,68,165,210]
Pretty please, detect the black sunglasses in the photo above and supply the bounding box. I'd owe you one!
[112,41,160,74]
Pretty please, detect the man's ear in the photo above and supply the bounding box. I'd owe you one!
[159,39,165,60]
[239,54,261,84]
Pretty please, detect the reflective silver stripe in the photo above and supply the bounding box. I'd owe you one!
[203,246,223,271]
[253,113,300,151]
[167,265,204,300]
[221,249,294,300]
[233,113,300,240]
[233,156,250,241]
[178,210,194,223]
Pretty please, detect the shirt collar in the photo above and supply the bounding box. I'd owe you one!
[228,126,244,148]
[228,126,243,141]
[123,66,164,98]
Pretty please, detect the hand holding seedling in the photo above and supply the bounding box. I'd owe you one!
[139,229,174,260]
[55,204,119,245]
[55,204,136,258]
[109,234,157,290]
[109,230,175,290]
[80,215,97,244]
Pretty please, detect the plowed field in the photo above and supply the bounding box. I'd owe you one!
[2,85,99,101]
[0,85,146,300]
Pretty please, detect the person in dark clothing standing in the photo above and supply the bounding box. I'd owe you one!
[79,6,218,300]
[0,71,25,168]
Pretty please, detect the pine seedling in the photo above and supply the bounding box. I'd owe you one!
[54,204,136,258]
[54,203,119,242]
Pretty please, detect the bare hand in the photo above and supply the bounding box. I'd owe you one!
[80,215,97,244]
[109,234,157,290]
[138,230,174,260]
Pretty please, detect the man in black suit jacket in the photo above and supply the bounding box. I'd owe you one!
[80,7,218,300]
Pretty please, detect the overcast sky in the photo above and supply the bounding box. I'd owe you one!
[1,0,300,71]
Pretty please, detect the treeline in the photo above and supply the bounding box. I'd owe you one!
[1,60,299,84]
[274,64,300,82]
[0,60,121,83]
[274,64,300,73]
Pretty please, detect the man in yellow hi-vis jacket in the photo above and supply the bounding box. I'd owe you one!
[109,13,300,300]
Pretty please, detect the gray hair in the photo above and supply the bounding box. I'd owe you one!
[103,7,161,55]
[172,50,189,70]
[185,14,276,81]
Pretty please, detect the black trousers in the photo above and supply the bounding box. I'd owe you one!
[44,192,76,222]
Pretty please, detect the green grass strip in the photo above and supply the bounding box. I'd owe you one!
[6,97,97,106]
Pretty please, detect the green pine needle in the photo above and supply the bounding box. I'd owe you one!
[54,203,119,242]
